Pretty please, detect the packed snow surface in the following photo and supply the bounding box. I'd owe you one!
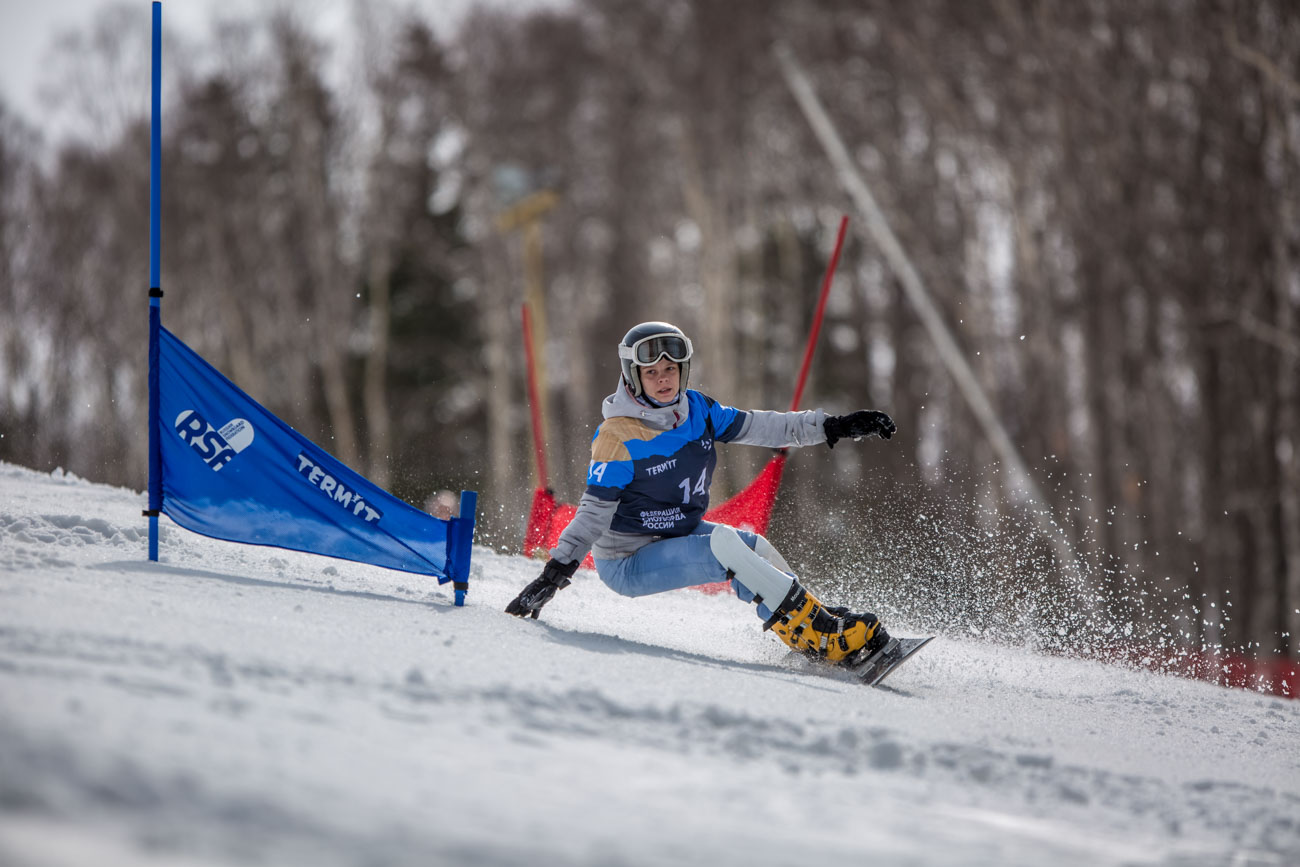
[1,462,1297,866]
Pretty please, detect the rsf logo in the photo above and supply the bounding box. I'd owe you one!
[174,410,255,471]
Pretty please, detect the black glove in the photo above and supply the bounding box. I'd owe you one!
[823,410,896,448]
[506,558,580,619]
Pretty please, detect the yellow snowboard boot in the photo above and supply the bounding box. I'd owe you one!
[763,583,889,664]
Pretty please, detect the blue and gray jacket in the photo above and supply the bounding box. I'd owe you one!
[551,380,828,564]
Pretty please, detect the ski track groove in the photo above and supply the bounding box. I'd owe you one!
[2,621,1297,857]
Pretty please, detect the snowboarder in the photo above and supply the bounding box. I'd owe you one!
[506,321,898,667]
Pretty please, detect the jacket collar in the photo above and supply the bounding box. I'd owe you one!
[601,379,688,430]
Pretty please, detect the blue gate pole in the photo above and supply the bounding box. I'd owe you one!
[146,1,163,560]
[451,491,478,606]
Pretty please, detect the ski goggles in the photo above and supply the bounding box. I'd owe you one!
[619,333,694,367]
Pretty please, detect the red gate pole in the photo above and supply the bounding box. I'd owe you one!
[522,302,549,489]
[521,301,558,558]
[789,214,849,412]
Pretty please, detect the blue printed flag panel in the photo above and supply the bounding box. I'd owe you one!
[158,327,470,582]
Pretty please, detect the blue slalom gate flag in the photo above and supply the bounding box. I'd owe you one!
[156,326,475,598]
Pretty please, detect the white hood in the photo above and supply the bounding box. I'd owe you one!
[600,378,689,431]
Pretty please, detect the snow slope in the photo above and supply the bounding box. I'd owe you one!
[1,462,1297,867]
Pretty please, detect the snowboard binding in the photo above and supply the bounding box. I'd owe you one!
[762,582,890,664]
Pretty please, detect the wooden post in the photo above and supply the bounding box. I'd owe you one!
[497,189,559,484]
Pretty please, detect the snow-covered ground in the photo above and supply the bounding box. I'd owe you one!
[1,461,1297,867]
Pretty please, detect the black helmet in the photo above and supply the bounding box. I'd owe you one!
[618,321,693,398]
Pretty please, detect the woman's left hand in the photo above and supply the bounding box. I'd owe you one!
[823,410,896,448]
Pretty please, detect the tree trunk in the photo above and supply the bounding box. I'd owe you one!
[676,118,741,495]
[364,252,393,488]
[1273,134,1300,659]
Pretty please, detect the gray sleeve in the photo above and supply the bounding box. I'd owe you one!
[729,408,827,449]
[549,493,619,565]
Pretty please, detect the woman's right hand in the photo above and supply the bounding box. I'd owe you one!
[505,558,580,618]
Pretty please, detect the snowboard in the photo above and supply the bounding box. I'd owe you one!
[848,636,934,687]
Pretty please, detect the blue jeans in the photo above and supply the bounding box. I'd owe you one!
[593,521,775,621]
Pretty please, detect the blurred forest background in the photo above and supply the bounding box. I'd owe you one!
[2,0,1298,662]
